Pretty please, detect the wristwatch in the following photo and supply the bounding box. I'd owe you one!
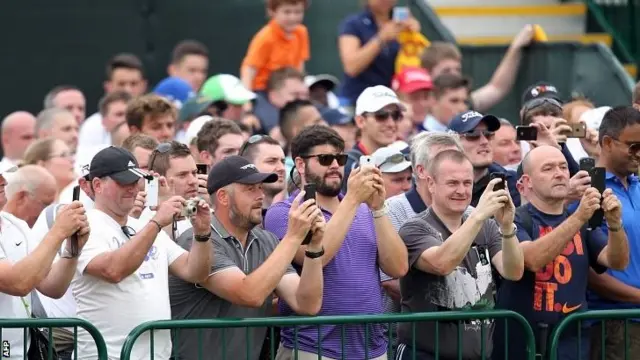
[305,247,325,259]
[371,204,388,219]
[194,233,212,242]
[500,224,518,239]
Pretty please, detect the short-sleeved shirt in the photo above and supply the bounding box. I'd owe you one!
[169,215,295,360]
[338,9,400,106]
[398,208,502,359]
[493,203,607,360]
[242,19,310,91]
[73,209,186,360]
[264,192,387,359]
[0,212,34,360]
[589,173,640,311]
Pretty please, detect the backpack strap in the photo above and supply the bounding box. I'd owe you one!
[516,205,535,239]
[46,203,62,230]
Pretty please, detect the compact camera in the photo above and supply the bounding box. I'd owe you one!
[181,198,199,217]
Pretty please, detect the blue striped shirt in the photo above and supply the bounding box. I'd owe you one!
[264,192,387,359]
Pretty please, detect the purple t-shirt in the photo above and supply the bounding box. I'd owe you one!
[264,192,387,359]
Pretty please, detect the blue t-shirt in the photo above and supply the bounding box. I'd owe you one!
[337,10,399,106]
[493,203,607,360]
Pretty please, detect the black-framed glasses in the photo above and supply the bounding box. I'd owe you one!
[610,137,640,156]
[460,130,495,141]
[148,143,172,171]
[121,226,137,239]
[239,134,275,156]
[365,109,403,122]
[301,153,348,166]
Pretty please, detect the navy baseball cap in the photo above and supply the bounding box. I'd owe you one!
[448,110,500,134]
[320,107,353,126]
[522,82,562,106]
[207,156,278,194]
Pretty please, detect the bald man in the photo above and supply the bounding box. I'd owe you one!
[3,165,58,227]
[494,146,629,360]
[1,111,36,166]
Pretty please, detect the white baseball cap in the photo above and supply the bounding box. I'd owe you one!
[355,85,405,115]
[372,146,411,173]
[185,115,213,145]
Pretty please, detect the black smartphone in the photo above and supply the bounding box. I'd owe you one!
[489,173,507,191]
[196,164,208,175]
[569,123,587,138]
[302,184,317,245]
[70,186,80,256]
[516,126,538,141]
[579,157,595,172]
[588,167,606,230]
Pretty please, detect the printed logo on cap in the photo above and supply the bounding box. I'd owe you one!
[240,164,258,171]
[461,111,483,123]
[531,85,558,97]
[128,161,135,167]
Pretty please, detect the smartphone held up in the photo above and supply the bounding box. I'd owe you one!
[302,184,317,245]
[70,185,81,256]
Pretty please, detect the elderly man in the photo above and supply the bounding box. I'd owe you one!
[3,165,57,227]
[0,111,36,168]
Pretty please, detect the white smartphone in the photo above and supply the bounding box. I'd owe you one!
[359,155,375,168]
[392,6,410,22]
[145,177,159,208]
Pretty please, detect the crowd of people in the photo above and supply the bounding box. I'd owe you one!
[1,0,640,360]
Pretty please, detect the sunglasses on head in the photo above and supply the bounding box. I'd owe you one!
[301,153,348,166]
[367,109,403,122]
[239,134,275,156]
[147,142,173,171]
[523,97,563,114]
[461,130,495,141]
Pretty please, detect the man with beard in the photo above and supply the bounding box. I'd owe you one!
[264,125,408,360]
[240,135,287,215]
[448,110,521,207]
[494,145,629,360]
[169,155,325,360]
[584,106,640,359]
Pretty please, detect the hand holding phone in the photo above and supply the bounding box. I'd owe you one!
[196,164,207,175]
[516,126,537,141]
[489,173,507,191]
[145,177,159,207]
[568,123,587,138]
[579,158,595,172]
[302,184,317,245]
[587,167,606,229]
[359,155,375,169]
[392,6,410,22]
[70,186,81,256]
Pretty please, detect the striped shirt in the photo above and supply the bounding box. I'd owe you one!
[264,192,387,359]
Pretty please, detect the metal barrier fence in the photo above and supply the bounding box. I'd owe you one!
[0,318,108,360]
[549,309,640,360]
[121,311,536,360]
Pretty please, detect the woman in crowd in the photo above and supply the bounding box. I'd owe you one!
[22,138,76,200]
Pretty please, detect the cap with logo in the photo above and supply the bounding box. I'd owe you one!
[305,74,340,91]
[355,85,406,115]
[320,107,353,126]
[153,77,195,109]
[87,146,148,185]
[372,146,411,173]
[179,94,214,123]
[392,67,433,94]
[200,74,256,105]
[522,82,562,106]
[448,110,501,134]
[207,155,278,194]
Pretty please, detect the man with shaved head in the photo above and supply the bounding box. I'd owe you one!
[494,145,630,360]
[1,111,36,167]
[3,165,57,227]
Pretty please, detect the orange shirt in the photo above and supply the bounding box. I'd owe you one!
[242,19,310,91]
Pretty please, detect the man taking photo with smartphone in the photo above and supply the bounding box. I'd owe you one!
[494,145,629,360]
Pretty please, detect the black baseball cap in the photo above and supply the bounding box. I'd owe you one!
[207,155,278,194]
[522,82,562,106]
[87,146,149,185]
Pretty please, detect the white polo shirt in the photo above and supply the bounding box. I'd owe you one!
[138,207,191,239]
[73,209,186,360]
[0,212,34,360]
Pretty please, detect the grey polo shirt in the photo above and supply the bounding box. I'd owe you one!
[169,215,295,360]
[397,208,502,359]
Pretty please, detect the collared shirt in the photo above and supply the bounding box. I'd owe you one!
[264,192,387,359]
[73,210,186,360]
[0,212,33,360]
[589,172,640,311]
[422,115,448,133]
[242,19,310,91]
[338,9,399,106]
[169,215,294,360]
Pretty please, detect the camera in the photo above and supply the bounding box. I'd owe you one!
[181,198,199,217]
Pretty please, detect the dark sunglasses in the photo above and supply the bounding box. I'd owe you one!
[522,97,563,114]
[611,137,640,156]
[461,130,495,141]
[367,109,403,122]
[239,134,276,156]
[301,153,348,166]
[148,142,172,170]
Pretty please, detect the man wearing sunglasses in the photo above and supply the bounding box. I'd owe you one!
[343,85,406,193]
[448,110,521,207]
[584,106,640,358]
[265,125,408,360]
